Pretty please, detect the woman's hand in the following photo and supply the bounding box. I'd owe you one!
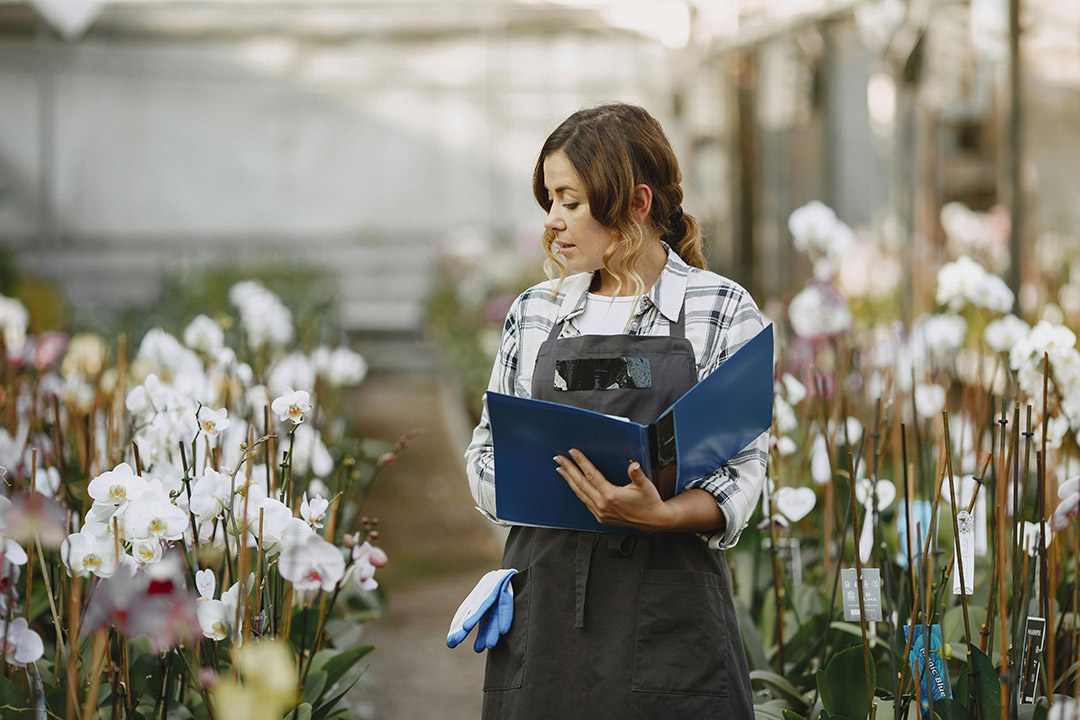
[554,449,667,531]
[554,449,726,534]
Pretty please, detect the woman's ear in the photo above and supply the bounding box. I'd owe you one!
[630,184,653,224]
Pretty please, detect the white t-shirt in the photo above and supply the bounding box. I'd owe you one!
[578,292,639,335]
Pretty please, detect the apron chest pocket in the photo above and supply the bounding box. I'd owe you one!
[483,567,531,691]
[631,569,729,697]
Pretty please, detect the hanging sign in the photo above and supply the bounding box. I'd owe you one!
[841,567,883,622]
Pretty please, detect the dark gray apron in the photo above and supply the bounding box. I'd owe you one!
[482,300,755,719]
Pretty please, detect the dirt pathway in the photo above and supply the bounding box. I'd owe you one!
[348,370,504,720]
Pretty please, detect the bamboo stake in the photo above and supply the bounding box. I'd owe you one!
[1040,353,1053,706]
[25,453,36,620]
[66,576,83,720]
[80,631,108,720]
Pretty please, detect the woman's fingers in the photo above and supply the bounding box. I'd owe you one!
[554,452,603,509]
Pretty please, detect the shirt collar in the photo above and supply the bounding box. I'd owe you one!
[554,242,690,324]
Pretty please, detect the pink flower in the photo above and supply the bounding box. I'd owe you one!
[34,332,68,371]
[82,551,200,652]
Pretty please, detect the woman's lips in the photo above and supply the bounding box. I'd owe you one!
[557,243,575,255]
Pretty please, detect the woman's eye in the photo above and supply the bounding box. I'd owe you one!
[562,202,580,210]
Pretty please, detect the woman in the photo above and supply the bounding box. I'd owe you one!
[464,103,768,718]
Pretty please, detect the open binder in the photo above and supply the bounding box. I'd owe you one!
[487,324,774,533]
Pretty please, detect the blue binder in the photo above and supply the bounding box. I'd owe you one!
[487,325,774,533]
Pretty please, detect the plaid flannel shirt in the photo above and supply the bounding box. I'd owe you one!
[464,246,770,550]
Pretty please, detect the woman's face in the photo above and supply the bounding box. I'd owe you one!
[542,150,615,274]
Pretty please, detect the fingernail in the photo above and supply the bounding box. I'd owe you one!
[553,456,561,464]
[630,461,640,471]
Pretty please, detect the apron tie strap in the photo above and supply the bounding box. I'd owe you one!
[607,534,636,557]
[573,533,600,629]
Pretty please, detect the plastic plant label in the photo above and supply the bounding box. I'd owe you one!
[841,567,882,622]
[951,510,975,595]
[1021,616,1046,704]
[904,624,952,714]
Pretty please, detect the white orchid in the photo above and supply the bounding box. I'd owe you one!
[349,540,387,596]
[312,346,369,388]
[197,406,230,440]
[279,535,346,593]
[1052,477,1080,531]
[914,384,947,420]
[60,531,118,578]
[268,353,316,397]
[984,314,1030,353]
[0,617,44,667]
[781,373,806,405]
[0,295,29,355]
[196,576,253,641]
[777,436,797,457]
[137,329,203,380]
[773,397,798,435]
[229,280,293,351]
[914,313,968,361]
[87,463,148,507]
[123,488,189,542]
[0,538,28,567]
[189,469,236,526]
[183,314,225,356]
[789,201,852,257]
[300,493,329,528]
[271,387,311,425]
[936,256,1014,314]
[788,281,852,338]
[283,424,334,478]
[132,540,164,565]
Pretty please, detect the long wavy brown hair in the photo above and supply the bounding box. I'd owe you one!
[533,103,706,298]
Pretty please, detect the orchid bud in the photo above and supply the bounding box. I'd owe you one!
[198,668,218,689]
[368,530,379,542]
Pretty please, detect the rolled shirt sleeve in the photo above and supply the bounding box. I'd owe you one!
[464,294,523,521]
[686,290,771,550]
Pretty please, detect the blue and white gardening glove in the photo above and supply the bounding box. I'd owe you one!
[447,569,517,652]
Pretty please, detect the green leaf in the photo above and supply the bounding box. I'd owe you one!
[782,711,806,720]
[1,675,28,714]
[287,702,313,720]
[312,663,367,720]
[319,644,374,689]
[817,646,877,720]
[966,644,1001,720]
[301,670,327,707]
[753,706,789,720]
[929,699,970,719]
[750,670,809,711]
[290,606,321,650]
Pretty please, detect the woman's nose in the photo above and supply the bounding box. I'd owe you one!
[544,207,564,232]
